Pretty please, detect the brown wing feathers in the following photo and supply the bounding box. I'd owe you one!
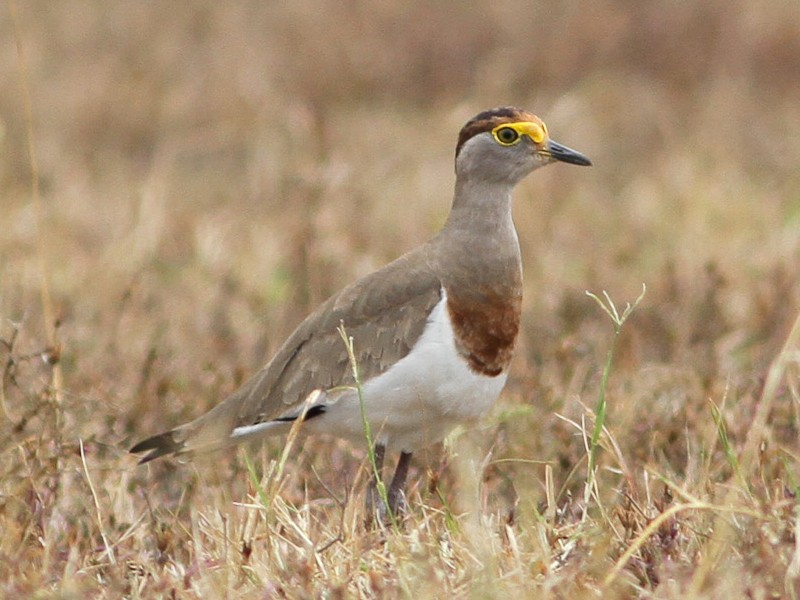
[130,247,443,461]
[232,250,444,427]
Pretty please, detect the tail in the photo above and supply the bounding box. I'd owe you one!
[130,401,238,464]
[130,395,328,464]
[130,430,185,464]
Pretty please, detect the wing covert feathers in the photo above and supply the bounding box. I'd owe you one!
[130,246,443,461]
[229,247,443,429]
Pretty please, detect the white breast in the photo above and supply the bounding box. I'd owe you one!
[304,290,508,452]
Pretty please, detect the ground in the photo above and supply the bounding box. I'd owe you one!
[2,1,800,597]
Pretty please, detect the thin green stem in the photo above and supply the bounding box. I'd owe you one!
[583,285,646,506]
[337,323,397,528]
[709,398,748,494]
[243,451,271,512]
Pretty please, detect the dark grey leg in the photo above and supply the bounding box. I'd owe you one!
[387,451,412,516]
[365,443,386,520]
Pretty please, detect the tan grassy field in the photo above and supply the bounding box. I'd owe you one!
[2,1,800,597]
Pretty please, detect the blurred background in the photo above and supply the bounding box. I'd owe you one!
[2,0,800,507]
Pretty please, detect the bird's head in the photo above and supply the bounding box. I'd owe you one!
[455,107,591,184]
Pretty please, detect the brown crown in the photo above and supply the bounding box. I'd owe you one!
[455,107,540,158]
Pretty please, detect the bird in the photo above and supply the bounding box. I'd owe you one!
[130,106,591,518]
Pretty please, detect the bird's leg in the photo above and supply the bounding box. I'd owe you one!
[387,451,412,517]
[365,443,386,522]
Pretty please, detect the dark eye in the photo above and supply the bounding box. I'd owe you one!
[496,127,519,144]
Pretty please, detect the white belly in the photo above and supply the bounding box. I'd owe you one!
[304,291,508,452]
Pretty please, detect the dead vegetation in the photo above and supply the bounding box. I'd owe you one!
[2,0,800,597]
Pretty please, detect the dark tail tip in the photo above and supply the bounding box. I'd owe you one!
[130,431,183,464]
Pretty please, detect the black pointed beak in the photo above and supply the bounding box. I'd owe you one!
[546,139,592,166]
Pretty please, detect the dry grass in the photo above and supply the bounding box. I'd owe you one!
[2,0,800,597]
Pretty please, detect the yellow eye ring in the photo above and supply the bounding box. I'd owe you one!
[494,126,519,145]
[491,121,547,146]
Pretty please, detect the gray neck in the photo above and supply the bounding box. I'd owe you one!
[444,178,515,234]
[434,177,522,295]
